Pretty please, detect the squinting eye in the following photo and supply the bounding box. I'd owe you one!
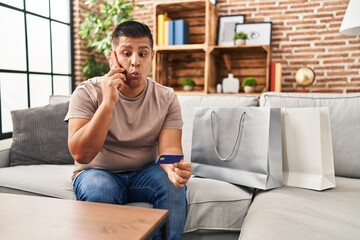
[140,52,147,57]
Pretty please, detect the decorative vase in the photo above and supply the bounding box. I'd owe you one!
[235,39,246,46]
[222,73,239,93]
[243,86,256,93]
[183,85,194,91]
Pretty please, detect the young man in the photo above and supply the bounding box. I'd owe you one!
[65,21,192,240]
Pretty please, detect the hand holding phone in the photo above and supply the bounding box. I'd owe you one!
[155,154,184,164]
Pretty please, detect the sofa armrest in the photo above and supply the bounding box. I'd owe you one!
[0,138,12,168]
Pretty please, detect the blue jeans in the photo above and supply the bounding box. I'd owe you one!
[73,164,187,240]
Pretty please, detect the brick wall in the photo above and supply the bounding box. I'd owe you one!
[73,0,360,93]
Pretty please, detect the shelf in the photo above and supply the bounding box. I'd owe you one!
[208,45,271,94]
[210,45,271,52]
[173,89,206,95]
[154,50,206,93]
[155,44,206,52]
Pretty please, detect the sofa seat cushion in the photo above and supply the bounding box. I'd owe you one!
[260,92,360,178]
[0,165,75,199]
[185,177,253,233]
[239,177,360,240]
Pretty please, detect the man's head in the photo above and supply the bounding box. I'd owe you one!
[111,21,153,50]
[109,21,154,96]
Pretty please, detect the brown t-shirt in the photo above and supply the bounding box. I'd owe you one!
[65,77,183,180]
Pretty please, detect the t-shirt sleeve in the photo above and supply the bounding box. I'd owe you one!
[64,84,98,122]
[162,94,183,129]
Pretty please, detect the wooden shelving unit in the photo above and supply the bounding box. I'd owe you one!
[209,45,271,93]
[152,0,271,94]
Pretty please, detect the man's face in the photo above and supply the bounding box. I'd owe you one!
[114,36,154,90]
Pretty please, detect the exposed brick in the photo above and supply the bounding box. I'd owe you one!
[303,14,333,19]
[296,24,326,30]
[286,20,317,26]
[323,59,354,64]
[293,48,326,53]
[315,41,347,47]
[316,77,347,82]
[287,31,317,37]
[315,66,346,71]
[327,71,359,76]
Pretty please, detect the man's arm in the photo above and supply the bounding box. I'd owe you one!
[67,102,114,164]
[158,129,192,188]
[68,68,125,164]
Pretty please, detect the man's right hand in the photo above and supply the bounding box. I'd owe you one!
[102,67,127,106]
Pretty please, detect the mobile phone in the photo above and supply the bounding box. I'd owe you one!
[155,154,184,164]
[110,51,121,68]
[110,51,127,81]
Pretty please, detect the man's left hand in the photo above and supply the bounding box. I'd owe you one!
[167,160,192,188]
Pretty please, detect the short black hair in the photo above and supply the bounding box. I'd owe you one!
[111,21,153,49]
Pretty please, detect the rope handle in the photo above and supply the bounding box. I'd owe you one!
[210,110,246,161]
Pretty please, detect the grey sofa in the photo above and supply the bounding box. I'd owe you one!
[0,92,359,240]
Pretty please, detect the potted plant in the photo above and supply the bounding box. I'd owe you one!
[182,78,196,91]
[242,77,258,93]
[234,31,248,46]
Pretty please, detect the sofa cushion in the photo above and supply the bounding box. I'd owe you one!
[177,94,259,162]
[49,95,71,105]
[10,102,74,166]
[0,164,75,199]
[185,177,253,233]
[239,177,360,240]
[260,92,360,178]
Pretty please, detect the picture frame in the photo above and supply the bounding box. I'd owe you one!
[217,15,245,46]
[235,22,272,46]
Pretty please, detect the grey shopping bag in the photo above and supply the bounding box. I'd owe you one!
[191,107,283,190]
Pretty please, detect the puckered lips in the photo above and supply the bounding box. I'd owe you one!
[125,71,141,86]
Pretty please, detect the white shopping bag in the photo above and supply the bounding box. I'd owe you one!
[281,107,336,191]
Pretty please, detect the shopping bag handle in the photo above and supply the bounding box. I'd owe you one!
[210,110,246,161]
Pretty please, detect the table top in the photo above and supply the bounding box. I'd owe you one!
[0,193,168,240]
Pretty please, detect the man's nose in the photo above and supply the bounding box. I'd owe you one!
[130,55,140,67]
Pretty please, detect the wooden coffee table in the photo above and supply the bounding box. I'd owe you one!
[0,193,168,240]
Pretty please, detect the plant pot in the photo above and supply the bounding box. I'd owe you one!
[235,39,246,46]
[183,85,194,91]
[243,86,256,93]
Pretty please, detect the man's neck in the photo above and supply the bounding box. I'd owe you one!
[120,78,147,98]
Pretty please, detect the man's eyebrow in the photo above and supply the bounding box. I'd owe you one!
[120,44,133,49]
[138,45,150,50]
[120,44,150,50]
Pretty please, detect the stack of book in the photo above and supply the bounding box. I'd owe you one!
[157,14,189,46]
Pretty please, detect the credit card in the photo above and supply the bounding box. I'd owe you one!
[155,154,184,164]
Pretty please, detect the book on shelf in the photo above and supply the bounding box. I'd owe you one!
[164,20,169,46]
[157,14,170,46]
[168,20,174,45]
[174,19,189,45]
[270,61,282,92]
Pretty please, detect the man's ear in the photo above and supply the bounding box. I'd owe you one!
[151,50,155,60]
